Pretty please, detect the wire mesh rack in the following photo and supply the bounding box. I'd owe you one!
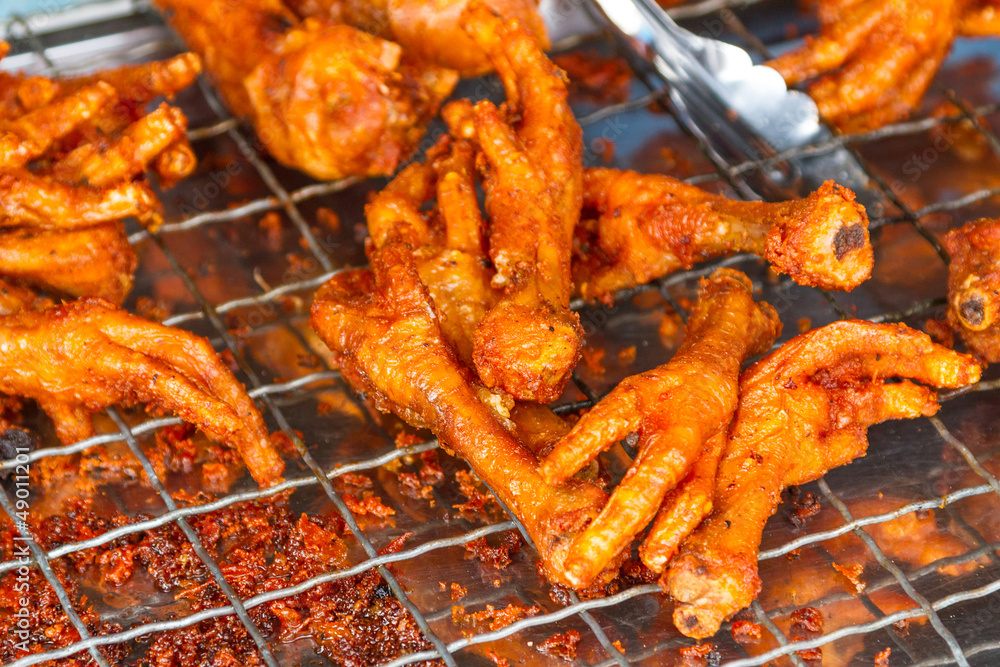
[2,0,1000,665]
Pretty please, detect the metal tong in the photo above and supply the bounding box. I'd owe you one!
[587,0,882,210]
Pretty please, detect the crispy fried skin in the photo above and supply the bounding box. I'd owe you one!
[0,298,284,486]
[465,7,584,403]
[766,0,992,132]
[539,270,780,587]
[665,321,981,639]
[943,218,1000,362]
[154,0,457,180]
[311,242,615,587]
[286,0,547,76]
[575,169,873,302]
[0,169,159,229]
[0,224,136,305]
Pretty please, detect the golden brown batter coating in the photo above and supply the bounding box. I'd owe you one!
[576,169,873,303]
[0,298,284,486]
[665,321,981,639]
[154,0,457,180]
[311,241,615,587]
[539,269,780,587]
[464,6,584,403]
[943,218,1000,362]
[0,223,136,305]
[767,0,996,132]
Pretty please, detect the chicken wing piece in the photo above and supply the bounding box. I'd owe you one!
[462,6,584,403]
[154,0,457,180]
[0,223,136,305]
[0,168,159,229]
[766,0,970,132]
[289,0,546,77]
[539,270,780,587]
[0,82,114,169]
[665,321,981,639]
[311,241,615,587]
[50,103,191,188]
[575,169,873,303]
[943,218,1000,362]
[0,298,284,486]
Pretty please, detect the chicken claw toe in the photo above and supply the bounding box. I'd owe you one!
[0,298,284,487]
[665,320,981,639]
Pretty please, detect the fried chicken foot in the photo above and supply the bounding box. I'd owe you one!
[287,0,548,76]
[464,7,585,403]
[766,0,978,132]
[0,298,284,486]
[311,241,614,587]
[665,321,982,639]
[154,0,457,180]
[50,103,190,187]
[57,53,203,136]
[0,224,136,305]
[943,218,1000,362]
[539,270,780,587]
[0,168,159,229]
[575,169,873,303]
[0,82,114,169]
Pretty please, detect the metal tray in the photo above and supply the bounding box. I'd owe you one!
[2,1,999,665]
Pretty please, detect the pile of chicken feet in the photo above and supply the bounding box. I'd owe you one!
[0,51,285,487]
[309,5,983,638]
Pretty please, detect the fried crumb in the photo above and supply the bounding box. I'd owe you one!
[450,583,467,601]
[394,430,424,448]
[659,146,693,178]
[875,646,891,666]
[892,618,912,635]
[452,601,541,633]
[258,210,283,251]
[592,137,616,163]
[316,206,341,234]
[581,346,606,377]
[617,345,637,366]
[658,309,683,344]
[398,471,434,500]
[788,488,822,528]
[791,606,824,634]
[797,317,812,333]
[537,629,581,662]
[463,531,522,569]
[135,296,173,322]
[454,469,499,518]
[487,650,509,667]
[678,642,714,666]
[731,620,763,646]
[833,561,866,594]
[342,493,395,517]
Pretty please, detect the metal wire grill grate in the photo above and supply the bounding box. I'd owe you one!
[2,0,1000,665]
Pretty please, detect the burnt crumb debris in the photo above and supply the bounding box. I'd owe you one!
[0,495,441,667]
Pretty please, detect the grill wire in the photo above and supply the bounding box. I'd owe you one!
[3,0,1000,665]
